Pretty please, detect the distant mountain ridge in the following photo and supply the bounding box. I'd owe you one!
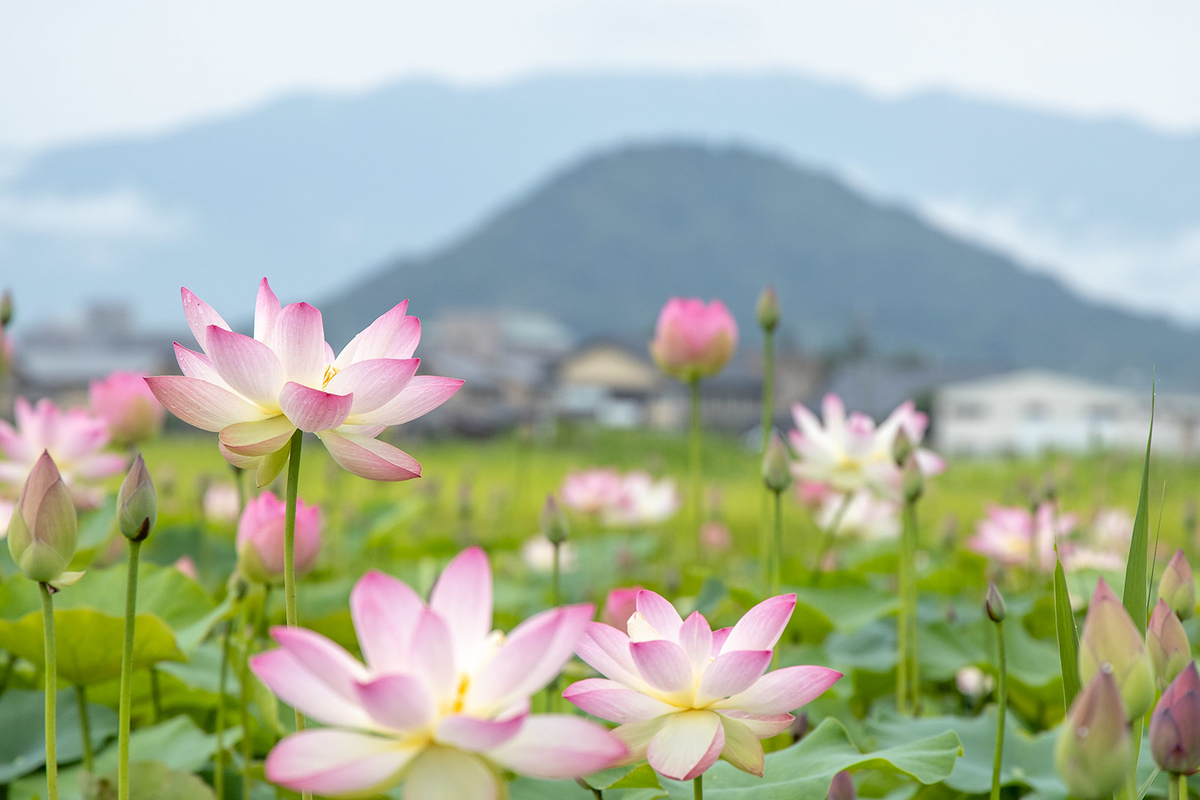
[323,143,1200,389]
[3,72,1200,332]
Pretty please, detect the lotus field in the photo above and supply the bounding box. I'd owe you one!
[1,280,1199,800]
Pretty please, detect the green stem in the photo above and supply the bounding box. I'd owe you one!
[239,597,254,800]
[551,540,562,607]
[990,619,1007,800]
[1120,717,1144,800]
[118,539,142,800]
[901,497,921,712]
[215,620,231,800]
[1179,772,1188,800]
[40,583,58,800]
[694,774,703,800]
[759,330,776,582]
[1170,772,1182,800]
[689,378,702,560]
[770,490,784,596]
[812,493,852,586]
[75,685,94,773]
[282,430,311,800]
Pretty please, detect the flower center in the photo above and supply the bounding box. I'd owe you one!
[453,674,470,713]
[322,364,340,389]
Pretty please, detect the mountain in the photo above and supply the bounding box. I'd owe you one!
[324,143,1200,389]
[3,73,1200,331]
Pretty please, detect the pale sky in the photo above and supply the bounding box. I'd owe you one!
[2,0,1199,150]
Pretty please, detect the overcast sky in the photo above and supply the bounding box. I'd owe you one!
[3,0,1199,150]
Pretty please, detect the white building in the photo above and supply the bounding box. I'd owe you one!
[935,370,1200,457]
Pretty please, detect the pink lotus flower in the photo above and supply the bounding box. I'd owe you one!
[250,547,625,797]
[236,492,321,584]
[561,468,625,515]
[173,555,199,581]
[602,587,644,633]
[818,491,900,541]
[0,397,126,511]
[700,521,732,553]
[967,503,1078,573]
[604,472,681,528]
[566,590,841,781]
[147,279,462,486]
[649,298,738,382]
[201,482,241,524]
[89,371,165,446]
[789,395,944,500]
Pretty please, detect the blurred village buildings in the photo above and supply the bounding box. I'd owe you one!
[4,303,1199,458]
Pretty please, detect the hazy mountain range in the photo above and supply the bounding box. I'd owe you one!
[2,72,1199,336]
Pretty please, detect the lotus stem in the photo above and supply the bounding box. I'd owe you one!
[771,490,784,597]
[759,327,776,580]
[118,539,142,800]
[1170,772,1183,800]
[75,685,93,773]
[898,497,921,712]
[689,377,702,560]
[281,429,311,800]
[215,619,231,800]
[694,774,703,800]
[40,583,59,800]
[813,492,852,586]
[240,595,255,800]
[990,615,1006,800]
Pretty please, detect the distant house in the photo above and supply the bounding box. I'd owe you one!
[935,369,1199,456]
[555,342,663,428]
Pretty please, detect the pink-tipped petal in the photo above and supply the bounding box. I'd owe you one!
[630,639,694,696]
[350,570,425,673]
[647,710,725,781]
[275,302,327,386]
[719,716,766,776]
[325,357,420,415]
[264,729,418,797]
[694,650,773,706]
[436,709,528,752]
[678,611,714,674]
[468,604,594,712]
[720,594,797,654]
[205,325,284,408]
[403,747,499,800]
[181,287,229,350]
[254,278,281,347]
[334,301,410,365]
[636,590,684,641]
[316,429,421,481]
[145,376,268,432]
[219,415,296,456]
[713,665,843,714]
[352,375,463,426]
[715,709,795,737]
[353,673,435,732]
[563,678,676,723]
[429,546,493,672]
[488,714,628,779]
[270,626,369,702]
[576,622,645,689]
[249,649,374,729]
[173,343,226,385]
[279,381,353,432]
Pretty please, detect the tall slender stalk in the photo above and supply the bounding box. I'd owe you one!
[239,596,255,800]
[689,378,702,559]
[75,685,93,773]
[215,620,231,800]
[990,616,1007,800]
[118,539,142,800]
[770,491,784,597]
[758,325,776,580]
[281,430,310,800]
[40,583,59,800]
[694,775,703,800]
[899,497,921,712]
[812,493,852,586]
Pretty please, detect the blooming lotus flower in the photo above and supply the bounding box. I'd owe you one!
[955,666,993,699]
[561,468,625,515]
[250,547,625,797]
[966,503,1078,572]
[89,371,165,446]
[236,492,321,584]
[1150,661,1200,775]
[520,535,577,574]
[0,397,126,511]
[566,590,842,781]
[818,491,900,541]
[1088,508,1133,554]
[789,396,943,500]
[147,279,462,486]
[649,298,737,382]
[603,472,681,528]
[201,482,241,524]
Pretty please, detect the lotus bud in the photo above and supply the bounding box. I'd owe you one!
[892,429,914,467]
[902,456,924,503]
[828,770,855,800]
[117,455,157,542]
[7,452,79,585]
[1159,549,1195,620]
[89,372,165,446]
[985,582,1007,622]
[0,289,11,328]
[762,430,793,493]
[1150,661,1200,775]
[756,286,780,332]
[601,587,643,633]
[649,297,738,382]
[1148,600,1191,691]
[1078,578,1156,720]
[1055,672,1132,799]
[540,495,569,546]
[236,492,321,584]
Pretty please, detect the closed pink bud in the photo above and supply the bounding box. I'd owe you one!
[1150,661,1200,775]
[236,492,321,584]
[649,298,737,382]
[1148,599,1191,691]
[89,372,165,446]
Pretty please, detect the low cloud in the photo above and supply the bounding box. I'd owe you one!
[0,186,192,240]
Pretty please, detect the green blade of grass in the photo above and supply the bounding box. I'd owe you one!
[1122,381,1154,635]
[1053,554,1080,708]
